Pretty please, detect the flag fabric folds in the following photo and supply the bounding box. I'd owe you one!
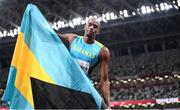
[2,4,106,109]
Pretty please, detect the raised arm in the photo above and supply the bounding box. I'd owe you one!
[58,33,77,45]
[99,47,110,108]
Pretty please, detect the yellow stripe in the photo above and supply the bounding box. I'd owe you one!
[78,36,83,39]
[95,40,104,47]
[12,32,55,107]
[11,33,23,67]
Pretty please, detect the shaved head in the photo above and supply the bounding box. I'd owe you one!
[84,17,101,39]
[87,17,100,27]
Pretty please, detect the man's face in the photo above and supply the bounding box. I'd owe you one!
[85,18,100,38]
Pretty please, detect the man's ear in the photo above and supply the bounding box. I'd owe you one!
[96,28,100,35]
[84,24,87,30]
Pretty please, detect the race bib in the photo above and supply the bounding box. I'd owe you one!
[76,59,90,74]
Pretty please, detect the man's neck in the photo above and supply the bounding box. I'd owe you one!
[84,36,95,44]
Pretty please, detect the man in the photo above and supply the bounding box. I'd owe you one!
[58,17,110,108]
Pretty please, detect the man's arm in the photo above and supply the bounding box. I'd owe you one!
[99,47,110,108]
[58,33,77,44]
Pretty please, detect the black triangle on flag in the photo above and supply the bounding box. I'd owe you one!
[30,77,98,109]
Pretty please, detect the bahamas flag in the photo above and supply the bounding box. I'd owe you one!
[2,4,106,109]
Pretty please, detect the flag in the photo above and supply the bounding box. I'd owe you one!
[2,4,106,109]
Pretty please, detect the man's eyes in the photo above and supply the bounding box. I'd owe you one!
[89,24,98,28]
[94,25,98,28]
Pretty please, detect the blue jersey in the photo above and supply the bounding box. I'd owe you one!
[70,36,104,78]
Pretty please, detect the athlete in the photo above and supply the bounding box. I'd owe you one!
[58,17,110,109]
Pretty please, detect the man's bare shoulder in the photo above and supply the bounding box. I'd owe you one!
[99,46,110,61]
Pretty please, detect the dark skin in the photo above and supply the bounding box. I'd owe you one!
[58,18,110,109]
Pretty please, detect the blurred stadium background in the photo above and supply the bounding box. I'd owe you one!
[0,0,180,109]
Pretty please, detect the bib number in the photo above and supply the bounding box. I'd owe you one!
[76,59,90,74]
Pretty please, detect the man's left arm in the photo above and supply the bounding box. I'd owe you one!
[99,47,110,108]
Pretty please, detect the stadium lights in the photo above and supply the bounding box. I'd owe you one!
[160,3,165,11]
[164,3,170,10]
[123,10,129,17]
[101,14,107,23]
[128,104,132,107]
[155,6,160,12]
[138,103,142,106]
[132,12,136,15]
[115,81,119,84]
[0,0,180,38]
[150,103,155,107]
[151,7,155,12]
[147,102,152,105]
[141,6,147,14]
[178,0,180,6]
[173,74,177,77]
[123,80,127,83]
[131,105,135,108]
[151,78,155,81]
[72,17,82,26]
[155,76,159,79]
[0,89,3,92]
[111,80,114,83]
[68,21,74,28]
[119,10,123,15]
[164,75,168,78]
[145,77,149,80]
[124,105,129,108]
[105,12,110,20]
[140,79,145,82]
[120,80,124,82]
[173,74,180,78]
[142,104,148,107]
[158,77,163,80]
[110,12,118,20]
[105,74,178,85]
[160,102,165,105]
[137,78,142,81]
[0,31,3,38]
[146,6,151,13]
[3,30,7,37]
[10,30,14,37]
[174,5,179,9]
[169,5,173,9]
[94,82,98,85]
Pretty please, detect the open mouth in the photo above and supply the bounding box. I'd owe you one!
[87,30,95,34]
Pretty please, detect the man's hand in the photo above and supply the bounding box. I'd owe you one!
[106,106,111,110]
[58,33,77,44]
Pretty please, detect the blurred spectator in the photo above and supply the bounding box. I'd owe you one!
[92,49,180,80]
[91,49,180,101]
[0,49,180,103]
[113,82,180,101]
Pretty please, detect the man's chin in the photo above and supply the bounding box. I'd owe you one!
[87,34,94,38]
[87,32,95,37]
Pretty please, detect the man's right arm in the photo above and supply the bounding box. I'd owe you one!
[58,33,77,45]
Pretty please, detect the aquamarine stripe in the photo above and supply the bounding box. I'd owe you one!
[2,67,16,103]
[2,67,33,109]
[10,87,33,109]
[20,4,104,109]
